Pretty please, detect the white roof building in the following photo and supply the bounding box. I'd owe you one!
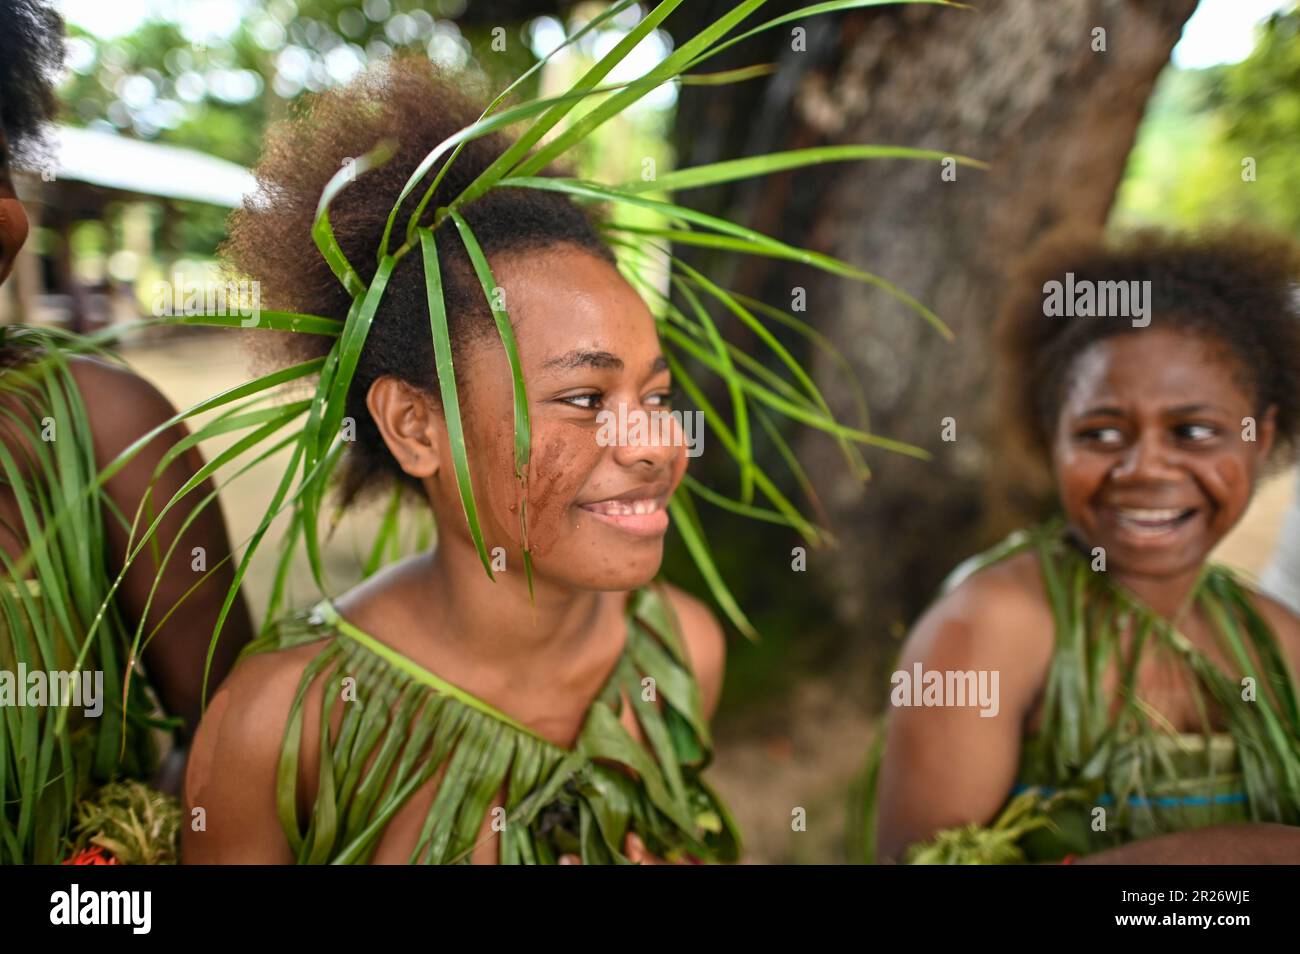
[1,126,257,329]
[45,124,257,208]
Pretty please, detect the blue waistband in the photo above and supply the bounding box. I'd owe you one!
[1011,783,1247,809]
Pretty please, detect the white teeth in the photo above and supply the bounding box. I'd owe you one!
[1113,507,1194,535]
[1117,508,1184,522]
[591,498,660,516]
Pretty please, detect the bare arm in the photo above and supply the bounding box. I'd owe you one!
[665,584,727,721]
[1080,824,1300,864]
[72,357,253,741]
[182,650,304,863]
[875,563,1055,862]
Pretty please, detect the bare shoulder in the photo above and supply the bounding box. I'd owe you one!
[900,550,1056,700]
[1245,587,1300,678]
[923,549,1053,641]
[65,355,185,464]
[183,640,328,862]
[187,640,326,791]
[67,355,176,425]
[0,355,173,455]
[210,641,326,721]
[659,584,726,719]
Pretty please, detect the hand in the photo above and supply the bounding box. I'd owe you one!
[623,832,672,865]
[558,832,680,865]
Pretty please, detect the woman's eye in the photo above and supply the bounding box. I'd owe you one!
[561,393,601,410]
[1078,426,1125,445]
[645,389,675,408]
[1175,423,1218,442]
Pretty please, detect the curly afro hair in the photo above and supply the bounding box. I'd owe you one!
[223,56,616,506]
[0,0,64,166]
[997,226,1300,466]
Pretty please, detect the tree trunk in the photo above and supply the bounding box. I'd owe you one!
[668,0,1198,661]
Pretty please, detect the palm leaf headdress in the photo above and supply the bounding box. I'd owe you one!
[106,0,978,696]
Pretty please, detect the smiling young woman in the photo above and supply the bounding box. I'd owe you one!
[181,57,739,865]
[866,228,1300,864]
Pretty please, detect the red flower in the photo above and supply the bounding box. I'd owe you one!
[63,845,119,865]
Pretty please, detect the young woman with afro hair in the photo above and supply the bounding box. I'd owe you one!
[869,227,1300,865]
[183,57,738,866]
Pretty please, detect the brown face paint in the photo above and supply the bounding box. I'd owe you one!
[1050,328,1265,582]
[469,406,527,552]
[524,421,603,558]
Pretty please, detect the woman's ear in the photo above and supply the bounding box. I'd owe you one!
[366,376,442,479]
[1256,404,1278,462]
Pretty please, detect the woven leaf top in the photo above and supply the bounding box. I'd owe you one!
[260,584,740,864]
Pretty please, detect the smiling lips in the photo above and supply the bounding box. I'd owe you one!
[1110,505,1198,540]
[579,494,670,537]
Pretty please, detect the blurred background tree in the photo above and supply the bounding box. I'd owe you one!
[661,0,1200,704]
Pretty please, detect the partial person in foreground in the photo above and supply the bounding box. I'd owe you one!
[0,0,253,864]
[867,228,1300,864]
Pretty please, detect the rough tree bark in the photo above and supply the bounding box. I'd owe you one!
[667,0,1199,660]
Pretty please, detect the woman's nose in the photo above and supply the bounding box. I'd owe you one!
[607,402,686,469]
[1113,431,1179,482]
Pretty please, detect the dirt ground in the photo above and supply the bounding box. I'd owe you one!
[125,331,1298,864]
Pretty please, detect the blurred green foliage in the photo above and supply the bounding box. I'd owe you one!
[1113,7,1300,238]
[55,1,676,263]
[56,1,543,262]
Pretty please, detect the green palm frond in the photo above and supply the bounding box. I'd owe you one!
[0,329,162,864]
[103,0,974,673]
